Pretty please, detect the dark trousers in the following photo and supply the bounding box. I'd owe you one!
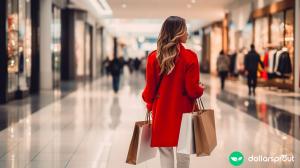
[219,71,228,90]
[247,71,257,94]
[112,75,120,93]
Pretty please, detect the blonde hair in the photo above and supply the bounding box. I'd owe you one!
[157,16,187,75]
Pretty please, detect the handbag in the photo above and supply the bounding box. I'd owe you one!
[177,112,196,154]
[177,101,200,154]
[193,98,217,156]
[126,113,157,164]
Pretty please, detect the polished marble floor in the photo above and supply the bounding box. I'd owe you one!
[0,70,299,168]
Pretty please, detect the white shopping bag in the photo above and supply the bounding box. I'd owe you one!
[177,113,196,154]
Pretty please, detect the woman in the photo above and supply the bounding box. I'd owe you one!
[142,16,204,168]
[216,50,230,90]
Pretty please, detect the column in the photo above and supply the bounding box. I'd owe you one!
[295,0,300,92]
[39,0,53,90]
[294,0,300,167]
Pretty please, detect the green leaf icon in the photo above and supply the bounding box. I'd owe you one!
[229,151,244,166]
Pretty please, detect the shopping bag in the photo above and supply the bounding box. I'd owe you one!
[126,114,157,165]
[177,113,196,154]
[193,98,217,157]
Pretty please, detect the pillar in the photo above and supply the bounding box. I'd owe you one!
[295,0,300,92]
[39,0,53,90]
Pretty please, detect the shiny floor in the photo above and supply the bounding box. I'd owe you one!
[0,70,299,168]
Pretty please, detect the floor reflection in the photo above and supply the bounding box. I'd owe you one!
[109,96,121,129]
[0,81,82,132]
[216,90,296,140]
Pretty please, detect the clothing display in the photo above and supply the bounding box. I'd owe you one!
[274,50,283,73]
[277,51,292,75]
[267,49,277,73]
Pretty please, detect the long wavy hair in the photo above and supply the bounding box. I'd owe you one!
[157,16,187,75]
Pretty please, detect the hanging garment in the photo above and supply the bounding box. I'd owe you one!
[277,51,292,75]
[274,50,283,73]
[260,51,268,79]
[268,49,277,73]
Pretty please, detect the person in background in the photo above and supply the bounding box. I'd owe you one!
[216,50,230,90]
[244,44,264,96]
[109,57,124,93]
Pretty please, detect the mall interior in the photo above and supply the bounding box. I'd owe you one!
[0,0,300,167]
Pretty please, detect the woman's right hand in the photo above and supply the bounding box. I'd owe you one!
[199,82,205,90]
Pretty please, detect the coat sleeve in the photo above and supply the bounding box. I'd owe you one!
[142,53,157,111]
[184,52,204,99]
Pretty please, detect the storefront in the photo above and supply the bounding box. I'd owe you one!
[61,9,94,81]
[96,27,104,77]
[201,21,224,74]
[251,0,295,90]
[0,0,32,103]
[224,0,296,90]
[51,4,62,88]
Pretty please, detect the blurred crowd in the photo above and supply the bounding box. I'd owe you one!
[101,56,147,93]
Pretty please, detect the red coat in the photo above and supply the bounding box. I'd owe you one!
[142,44,204,147]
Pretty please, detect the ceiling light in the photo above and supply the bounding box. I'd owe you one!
[187,4,192,8]
[191,0,196,4]
[122,3,127,8]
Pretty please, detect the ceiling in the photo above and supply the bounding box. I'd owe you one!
[70,0,236,38]
[107,0,234,21]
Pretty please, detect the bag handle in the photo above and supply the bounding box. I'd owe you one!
[197,98,205,110]
[192,98,205,113]
[145,111,151,123]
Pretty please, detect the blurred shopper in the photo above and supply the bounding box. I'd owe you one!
[133,58,141,71]
[127,58,134,74]
[142,16,204,168]
[244,44,264,96]
[216,50,230,90]
[109,57,124,93]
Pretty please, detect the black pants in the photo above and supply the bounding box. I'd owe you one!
[219,71,228,90]
[112,75,120,93]
[247,71,257,94]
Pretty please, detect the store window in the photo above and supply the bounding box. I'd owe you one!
[254,17,268,55]
[19,0,32,91]
[51,5,61,88]
[75,20,85,78]
[85,24,92,78]
[271,12,284,47]
[6,0,32,93]
[285,9,294,69]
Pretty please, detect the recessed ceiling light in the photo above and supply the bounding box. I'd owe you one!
[191,0,196,4]
[122,3,127,8]
[187,4,192,8]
